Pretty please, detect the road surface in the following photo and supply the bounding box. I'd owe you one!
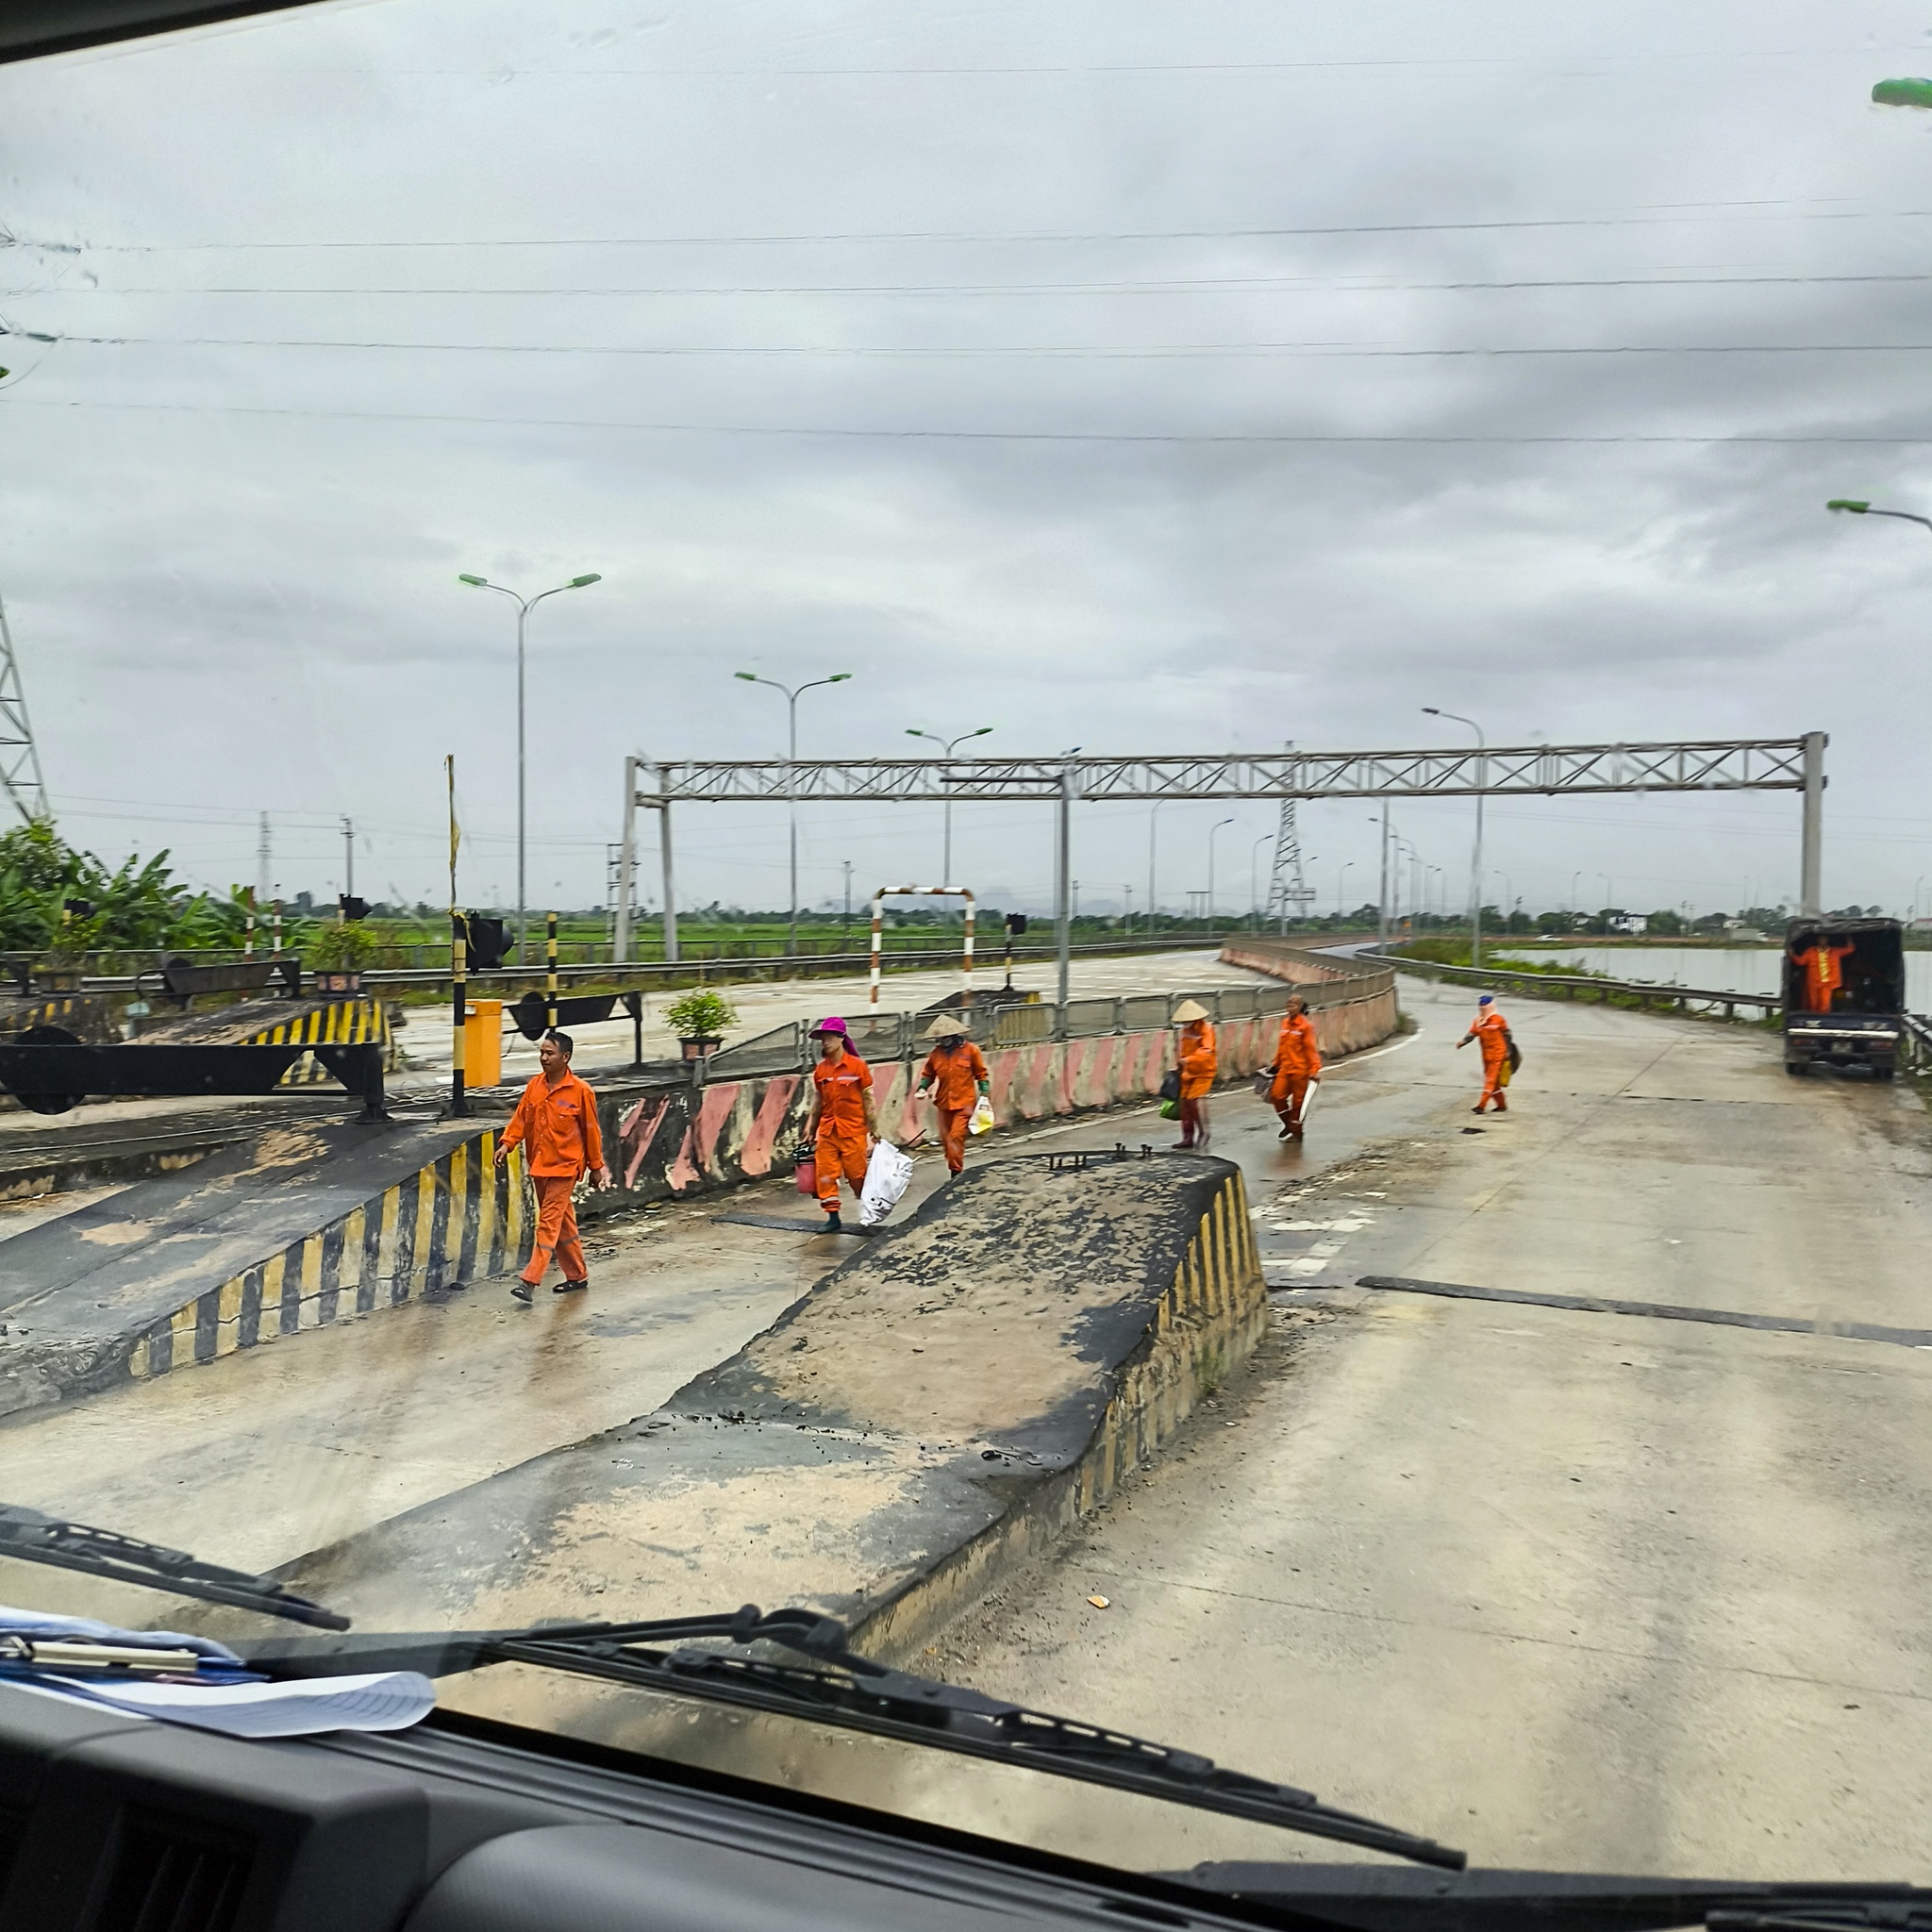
[887,976,1932,1881]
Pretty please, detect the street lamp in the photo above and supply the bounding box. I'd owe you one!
[1827,498,1932,537]
[907,725,992,885]
[1424,706,1487,967]
[458,570,602,960]
[1337,859,1353,921]
[1207,817,1236,925]
[735,670,854,957]
[1148,801,1165,940]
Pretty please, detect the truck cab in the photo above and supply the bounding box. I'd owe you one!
[1783,916,1906,1077]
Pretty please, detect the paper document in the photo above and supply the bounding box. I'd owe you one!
[35,1670,436,1739]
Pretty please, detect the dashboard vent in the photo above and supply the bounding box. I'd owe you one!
[94,1812,251,1932]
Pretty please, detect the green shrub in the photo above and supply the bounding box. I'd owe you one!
[663,989,738,1039]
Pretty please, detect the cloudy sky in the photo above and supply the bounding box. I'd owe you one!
[4,0,1932,924]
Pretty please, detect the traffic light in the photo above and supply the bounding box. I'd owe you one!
[1005,912,1028,936]
[462,915,513,969]
[338,895,371,923]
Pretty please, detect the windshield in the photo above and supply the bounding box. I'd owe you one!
[0,0,1926,1893]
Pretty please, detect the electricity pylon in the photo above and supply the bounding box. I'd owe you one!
[1262,741,1316,933]
[0,592,48,824]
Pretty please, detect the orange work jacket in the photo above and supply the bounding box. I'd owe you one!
[1274,1011,1322,1079]
[1177,1021,1218,1099]
[1469,1008,1510,1063]
[812,1050,874,1138]
[1792,941,1854,1013]
[502,1068,605,1177]
[921,1040,989,1111]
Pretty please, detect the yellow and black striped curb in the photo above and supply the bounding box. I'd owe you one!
[244,996,399,1085]
[129,1129,532,1380]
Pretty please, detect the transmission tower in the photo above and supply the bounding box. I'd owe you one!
[0,592,48,824]
[1263,741,1317,933]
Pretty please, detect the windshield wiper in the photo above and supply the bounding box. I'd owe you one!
[242,1602,1462,1869]
[0,1504,348,1631]
[1169,1864,1932,1932]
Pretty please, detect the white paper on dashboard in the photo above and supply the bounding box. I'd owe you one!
[33,1670,436,1739]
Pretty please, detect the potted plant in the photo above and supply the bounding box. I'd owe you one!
[308,920,378,993]
[662,988,737,1060]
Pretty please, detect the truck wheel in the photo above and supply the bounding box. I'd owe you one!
[1874,1067,1896,1082]
[1785,1060,1806,1076]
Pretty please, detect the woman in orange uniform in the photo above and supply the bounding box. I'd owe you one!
[1172,997,1218,1150]
[1269,992,1322,1141]
[803,1016,878,1233]
[915,1014,990,1176]
[1457,993,1511,1114]
[1790,938,1856,1013]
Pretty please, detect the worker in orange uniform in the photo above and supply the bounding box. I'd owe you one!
[803,1016,879,1233]
[1790,937,1856,1013]
[1269,991,1322,1141]
[496,1028,611,1304]
[1172,998,1219,1150]
[1457,993,1512,1114]
[915,1014,990,1177]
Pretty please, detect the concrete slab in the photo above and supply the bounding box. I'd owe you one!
[229,1152,1263,1752]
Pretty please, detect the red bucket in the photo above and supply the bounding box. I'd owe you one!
[793,1158,817,1196]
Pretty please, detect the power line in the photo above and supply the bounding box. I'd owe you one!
[21,204,1932,253]
[21,326,1932,359]
[40,272,1932,298]
[9,395,1931,444]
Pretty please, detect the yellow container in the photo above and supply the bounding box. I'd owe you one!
[463,999,504,1089]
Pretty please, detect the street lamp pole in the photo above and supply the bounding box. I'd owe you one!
[907,724,993,884]
[1337,860,1353,920]
[1424,707,1487,967]
[1207,817,1235,927]
[736,670,854,957]
[458,571,602,961]
[1148,801,1164,941]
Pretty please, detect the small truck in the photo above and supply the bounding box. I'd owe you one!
[1783,915,1906,1078]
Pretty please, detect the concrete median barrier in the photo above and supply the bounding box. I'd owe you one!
[263,1153,1265,1707]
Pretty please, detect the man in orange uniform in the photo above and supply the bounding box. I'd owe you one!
[1457,993,1511,1114]
[803,1016,879,1234]
[915,1014,990,1176]
[1790,938,1856,1013]
[496,1029,611,1304]
[1269,992,1322,1141]
[1172,998,1218,1150]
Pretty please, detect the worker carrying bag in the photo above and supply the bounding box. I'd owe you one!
[1158,1068,1181,1102]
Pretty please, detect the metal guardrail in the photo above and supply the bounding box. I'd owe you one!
[703,965,1391,1080]
[1361,950,1782,1021]
[75,934,1233,999]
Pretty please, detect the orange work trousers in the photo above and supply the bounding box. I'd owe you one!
[815,1129,870,1209]
[1274,1073,1312,1132]
[1476,1052,1509,1112]
[523,1174,588,1286]
[933,1106,971,1174]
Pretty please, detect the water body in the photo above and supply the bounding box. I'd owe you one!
[1527,945,1932,1008]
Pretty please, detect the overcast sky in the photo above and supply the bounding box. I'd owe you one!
[4,0,1932,923]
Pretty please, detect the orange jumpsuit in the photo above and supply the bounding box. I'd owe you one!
[1468,1007,1510,1113]
[812,1049,874,1210]
[1269,1010,1323,1136]
[1792,941,1855,1013]
[920,1040,989,1174]
[1176,1020,1218,1147]
[501,1067,605,1287]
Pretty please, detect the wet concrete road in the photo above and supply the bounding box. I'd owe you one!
[900,979,1932,1882]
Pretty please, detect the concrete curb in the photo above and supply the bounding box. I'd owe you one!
[259,1154,1266,1701]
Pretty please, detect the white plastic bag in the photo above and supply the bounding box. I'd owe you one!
[858,1141,915,1226]
[968,1094,995,1136]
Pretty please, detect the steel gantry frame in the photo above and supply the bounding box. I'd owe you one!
[615,733,1826,1003]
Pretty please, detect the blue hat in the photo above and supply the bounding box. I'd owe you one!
[1477,993,1494,1006]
